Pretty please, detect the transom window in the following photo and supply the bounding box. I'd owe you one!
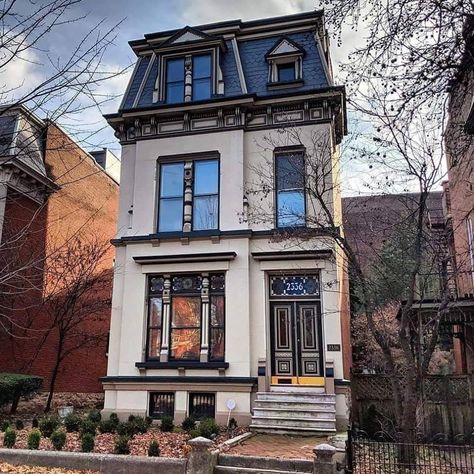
[275,150,305,228]
[157,158,219,233]
[146,274,225,361]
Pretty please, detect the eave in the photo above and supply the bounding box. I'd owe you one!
[132,252,237,265]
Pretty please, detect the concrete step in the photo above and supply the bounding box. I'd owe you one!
[253,408,336,420]
[250,424,337,436]
[256,392,335,403]
[215,467,309,474]
[251,416,336,430]
[253,400,336,411]
[270,385,325,394]
[217,454,313,473]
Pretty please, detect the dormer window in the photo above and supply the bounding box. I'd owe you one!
[266,37,305,88]
[166,58,185,104]
[192,55,212,101]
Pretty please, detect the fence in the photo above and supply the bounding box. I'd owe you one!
[351,373,474,441]
[346,428,474,474]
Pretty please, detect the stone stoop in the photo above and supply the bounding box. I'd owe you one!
[249,391,337,435]
[214,454,313,474]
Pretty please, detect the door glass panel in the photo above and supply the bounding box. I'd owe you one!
[302,308,317,349]
[277,308,290,349]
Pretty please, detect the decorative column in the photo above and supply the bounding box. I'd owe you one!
[200,275,210,363]
[160,276,171,363]
[183,161,193,232]
[184,55,193,102]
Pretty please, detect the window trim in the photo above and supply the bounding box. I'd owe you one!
[274,147,307,229]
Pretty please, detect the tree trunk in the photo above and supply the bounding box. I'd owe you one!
[45,337,63,413]
[10,393,20,415]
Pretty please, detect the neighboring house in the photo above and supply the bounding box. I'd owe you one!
[90,148,121,183]
[102,11,350,433]
[443,15,474,374]
[0,104,119,394]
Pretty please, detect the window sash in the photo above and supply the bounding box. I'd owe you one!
[277,63,296,82]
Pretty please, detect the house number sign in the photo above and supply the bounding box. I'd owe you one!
[270,275,320,297]
[327,344,341,352]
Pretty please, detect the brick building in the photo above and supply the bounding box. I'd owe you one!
[0,105,119,395]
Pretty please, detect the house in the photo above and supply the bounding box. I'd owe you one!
[0,104,119,396]
[102,10,350,433]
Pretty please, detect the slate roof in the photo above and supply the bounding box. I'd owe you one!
[119,15,330,111]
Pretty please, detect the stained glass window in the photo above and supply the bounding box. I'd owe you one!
[147,297,163,358]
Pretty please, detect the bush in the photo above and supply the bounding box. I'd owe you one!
[3,427,16,448]
[98,419,116,434]
[1,420,10,432]
[181,416,196,432]
[148,440,160,457]
[116,421,129,436]
[15,419,24,430]
[228,417,238,430]
[32,418,38,428]
[64,413,81,433]
[27,430,41,450]
[0,373,43,412]
[131,416,148,434]
[79,418,97,437]
[87,409,101,423]
[51,430,67,451]
[198,418,219,439]
[39,416,60,438]
[114,435,130,455]
[109,413,119,427]
[160,416,174,432]
[145,416,153,427]
[81,433,94,453]
[127,414,136,423]
[188,428,200,439]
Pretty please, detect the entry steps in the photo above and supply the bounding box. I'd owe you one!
[214,454,313,474]
[249,391,337,435]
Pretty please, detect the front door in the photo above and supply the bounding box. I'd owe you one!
[270,301,323,385]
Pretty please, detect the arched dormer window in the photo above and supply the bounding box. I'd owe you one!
[265,37,305,89]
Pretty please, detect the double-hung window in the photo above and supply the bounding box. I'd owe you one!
[192,54,212,101]
[157,158,219,232]
[277,63,296,82]
[166,58,185,104]
[275,150,306,228]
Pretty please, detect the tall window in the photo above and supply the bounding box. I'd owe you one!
[165,54,212,104]
[157,158,219,232]
[158,163,184,232]
[193,160,218,230]
[146,274,226,361]
[275,151,305,228]
[166,58,185,104]
[192,54,212,101]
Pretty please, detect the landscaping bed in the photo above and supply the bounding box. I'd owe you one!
[0,462,97,473]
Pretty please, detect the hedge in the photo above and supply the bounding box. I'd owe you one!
[0,373,43,413]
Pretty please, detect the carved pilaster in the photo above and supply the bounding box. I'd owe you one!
[183,161,193,232]
[200,275,210,363]
[184,55,192,102]
[160,276,171,362]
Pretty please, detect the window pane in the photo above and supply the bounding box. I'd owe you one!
[149,298,162,327]
[170,328,200,359]
[210,296,224,327]
[166,82,184,103]
[171,296,201,327]
[193,78,211,101]
[277,154,304,190]
[148,329,161,358]
[167,58,185,81]
[210,328,225,361]
[278,63,296,82]
[160,163,184,198]
[193,195,218,230]
[193,55,211,79]
[277,191,305,227]
[159,198,183,232]
[194,160,218,195]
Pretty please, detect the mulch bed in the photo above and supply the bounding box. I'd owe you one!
[0,463,97,473]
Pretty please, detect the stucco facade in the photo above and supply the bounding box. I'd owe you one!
[103,11,350,431]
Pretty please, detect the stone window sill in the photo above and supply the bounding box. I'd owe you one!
[135,361,229,370]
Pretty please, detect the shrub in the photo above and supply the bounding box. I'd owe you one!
[15,419,24,430]
[81,433,95,453]
[160,416,174,432]
[3,427,16,448]
[131,416,148,434]
[198,418,219,439]
[228,417,238,430]
[109,413,119,427]
[148,440,160,457]
[0,373,43,412]
[64,413,81,433]
[145,416,153,427]
[116,421,129,436]
[27,430,41,450]
[32,418,38,428]
[127,414,136,422]
[98,419,116,434]
[114,435,130,455]
[1,420,10,432]
[39,416,60,438]
[87,409,101,423]
[181,416,196,432]
[79,418,97,437]
[188,428,200,439]
[51,430,67,451]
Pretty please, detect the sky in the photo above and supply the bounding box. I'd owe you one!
[2,0,369,195]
